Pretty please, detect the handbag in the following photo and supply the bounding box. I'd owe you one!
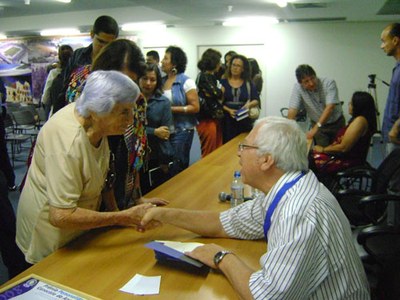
[245,81,260,120]
[249,106,260,119]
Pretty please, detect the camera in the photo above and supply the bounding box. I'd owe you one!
[368,74,376,84]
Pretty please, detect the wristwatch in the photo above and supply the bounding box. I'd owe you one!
[213,250,232,268]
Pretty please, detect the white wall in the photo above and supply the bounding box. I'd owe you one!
[135,21,393,125]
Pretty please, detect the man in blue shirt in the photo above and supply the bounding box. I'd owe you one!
[381,23,400,155]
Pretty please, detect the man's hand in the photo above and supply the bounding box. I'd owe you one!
[118,204,153,227]
[306,125,319,140]
[139,206,165,231]
[185,243,226,269]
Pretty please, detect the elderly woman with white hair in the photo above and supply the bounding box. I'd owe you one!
[16,70,154,265]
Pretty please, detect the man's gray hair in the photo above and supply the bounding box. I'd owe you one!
[75,70,140,117]
[254,116,309,172]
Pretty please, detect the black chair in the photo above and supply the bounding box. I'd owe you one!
[4,113,31,166]
[333,150,400,299]
[280,107,307,122]
[11,110,39,137]
[334,148,400,227]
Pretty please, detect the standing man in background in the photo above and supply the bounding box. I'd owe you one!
[55,15,119,108]
[288,64,345,146]
[146,50,161,65]
[381,23,400,155]
[146,50,164,76]
[63,15,119,82]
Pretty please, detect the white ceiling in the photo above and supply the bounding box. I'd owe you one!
[0,0,398,37]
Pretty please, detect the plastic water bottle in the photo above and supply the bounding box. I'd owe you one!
[231,171,244,208]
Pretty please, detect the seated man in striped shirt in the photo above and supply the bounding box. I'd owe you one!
[141,116,369,299]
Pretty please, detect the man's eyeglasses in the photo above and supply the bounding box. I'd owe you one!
[238,142,259,152]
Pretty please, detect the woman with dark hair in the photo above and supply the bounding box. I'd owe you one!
[311,91,377,174]
[139,63,174,194]
[196,48,224,157]
[248,58,263,96]
[161,46,199,175]
[42,44,73,117]
[220,54,260,143]
[65,39,166,210]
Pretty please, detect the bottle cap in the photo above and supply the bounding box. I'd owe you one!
[234,171,241,177]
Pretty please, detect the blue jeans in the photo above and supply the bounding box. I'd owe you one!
[170,129,194,176]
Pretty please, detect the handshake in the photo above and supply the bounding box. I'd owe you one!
[116,197,168,232]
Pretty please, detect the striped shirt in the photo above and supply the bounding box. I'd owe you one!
[289,77,343,124]
[220,171,370,299]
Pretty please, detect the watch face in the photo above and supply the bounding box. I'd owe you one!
[214,250,230,267]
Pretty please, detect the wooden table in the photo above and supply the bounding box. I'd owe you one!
[1,134,266,299]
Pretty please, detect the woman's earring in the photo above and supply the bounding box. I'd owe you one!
[171,67,177,74]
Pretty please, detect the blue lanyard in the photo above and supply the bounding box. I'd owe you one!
[263,172,305,242]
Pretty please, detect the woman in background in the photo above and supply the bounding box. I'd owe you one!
[220,54,260,143]
[311,91,377,174]
[139,63,174,194]
[248,58,263,97]
[196,48,224,157]
[41,44,73,118]
[161,46,199,176]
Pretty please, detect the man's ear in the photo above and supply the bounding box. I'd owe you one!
[90,30,94,39]
[260,155,274,171]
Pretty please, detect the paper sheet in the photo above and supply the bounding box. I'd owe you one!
[120,274,161,295]
[154,240,204,253]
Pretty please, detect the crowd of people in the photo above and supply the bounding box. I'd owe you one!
[1,14,400,299]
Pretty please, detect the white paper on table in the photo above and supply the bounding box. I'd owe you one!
[154,240,204,253]
[120,274,161,295]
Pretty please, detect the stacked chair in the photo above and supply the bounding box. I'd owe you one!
[333,149,400,299]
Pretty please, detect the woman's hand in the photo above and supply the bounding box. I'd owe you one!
[155,126,170,140]
[313,145,324,153]
[224,106,236,118]
[137,197,169,206]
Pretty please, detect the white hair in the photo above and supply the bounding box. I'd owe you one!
[254,116,309,172]
[75,70,140,117]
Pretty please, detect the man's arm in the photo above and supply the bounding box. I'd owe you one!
[140,207,228,237]
[389,117,400,144]
[187,243,254,300]
[306,103,335,140]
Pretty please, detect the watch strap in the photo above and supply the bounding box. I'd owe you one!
[213,250,232,268]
